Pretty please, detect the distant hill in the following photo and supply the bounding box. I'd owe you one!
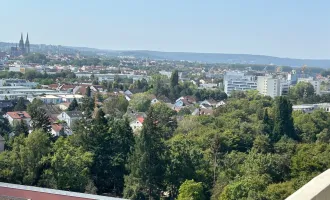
[1,41,330,68]
[113,50,330,68]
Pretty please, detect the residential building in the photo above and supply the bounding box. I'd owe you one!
[51,123,72,137]
[75,73,150,82]
[175,96,196,107]
[257,76,291,98]
[57,111,83,127]
[4,111,31,126]
[223,71,257,95]
[0,79,37,88]
[130,116,144,133]
[38,95,62,104]
[292,103,330,113]
[57,102,70,111]
[0,86,29,94]
[298,77,321,95]
[200,99,219,107]
[58,94,84,103]
[257,76,281,98]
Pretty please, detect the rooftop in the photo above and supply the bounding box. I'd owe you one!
[0,182,124,200]
[65,111,83,118]
[6,111,31,119]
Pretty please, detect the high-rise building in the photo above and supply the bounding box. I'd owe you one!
[257,76,281,98]
[257,76,291,98]
[223,71,257,95]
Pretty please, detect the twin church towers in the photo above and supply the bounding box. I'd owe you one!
[11,33,30,56]
[18,33,30,54]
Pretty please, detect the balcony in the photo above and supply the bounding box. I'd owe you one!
[286,169,330,200]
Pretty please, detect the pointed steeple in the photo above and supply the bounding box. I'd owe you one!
[25,33,30,54]
[19,33,25,50]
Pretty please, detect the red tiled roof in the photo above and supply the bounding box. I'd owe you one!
[60,85,76,90]
[6,112,31,119]
[137,117,144,124]
[52,124,62,132]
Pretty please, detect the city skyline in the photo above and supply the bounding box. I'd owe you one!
[1,0,330,59]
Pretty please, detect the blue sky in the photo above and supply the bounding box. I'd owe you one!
[1,0,330,59]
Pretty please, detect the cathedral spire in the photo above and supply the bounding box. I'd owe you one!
[25,33,30,54]
[19,33,25,50]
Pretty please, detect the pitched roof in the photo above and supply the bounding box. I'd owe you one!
[65,111,83,118]
[6,111,31,119]
[0,101,13,108]
[137,117,144,124]
[52,124,62,132]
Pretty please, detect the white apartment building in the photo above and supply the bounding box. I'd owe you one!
[257,76,291,98]
[257,76,280,98]
[223,71,257,95]
[297,77,321,95]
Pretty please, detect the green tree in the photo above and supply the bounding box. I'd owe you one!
[272,96,296,142]
[80,97,94,118]
[124,106,166,199]
[30,108,51,133]
[13,120,29,137]
[0,130,51,185]
[177,180,205,200]
[263,181,295,200]
[316,128,330,143]
[40,137,93,192]
[262,108,272,135]
[165,134,207,199]
[219,175,270,200]
[0,115,11,137]
[67,98,79,111]
[103,95,129,118]
[27,99,43,114]
[178,107,192,116]
[129,93,151,112]
[91,118,134,195]
[289,82,315,103]
[152,102,177,139]
[14,97,27,111]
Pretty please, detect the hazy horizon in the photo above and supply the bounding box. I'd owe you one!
[2,0,330,60]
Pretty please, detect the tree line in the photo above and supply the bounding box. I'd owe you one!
[1,88,330,199]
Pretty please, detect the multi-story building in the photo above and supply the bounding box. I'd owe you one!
[0,79,37,88]
[223,71,257,95]
[257,76,291,98]
[297,77,321,95]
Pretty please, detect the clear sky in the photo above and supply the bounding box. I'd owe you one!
[1,0,330,59]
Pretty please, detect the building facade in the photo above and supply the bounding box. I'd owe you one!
[223,71,257,95]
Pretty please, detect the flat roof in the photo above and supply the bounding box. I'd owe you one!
[11,89,57,92]
[39,95,62,99]
[0,86,29,89]
[0,93,27,96]
[58,95,84,98]
[293,105,315,109]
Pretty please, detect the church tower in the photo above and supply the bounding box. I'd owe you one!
[19,33,25,51]
[25,33,30,54]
